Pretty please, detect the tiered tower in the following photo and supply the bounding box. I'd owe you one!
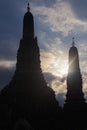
[63,38,86,129]
[0,3,61,129]
[66,38,85,104]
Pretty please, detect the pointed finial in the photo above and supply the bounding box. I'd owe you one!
[27,3,30,12]
[72,37,75,46]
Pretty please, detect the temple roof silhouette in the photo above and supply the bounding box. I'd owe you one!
[0,3,61,129]
[65,38,85,104]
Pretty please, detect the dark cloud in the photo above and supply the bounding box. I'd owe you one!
[60,76,66,83]
[0,39,18,61]
[43,72,66,107]
[0,67,15,90]
[56,93,65,107]
[70,0,87,20]
[43,72,66,85]
[43,72,58,83]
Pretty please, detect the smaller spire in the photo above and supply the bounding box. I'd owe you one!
[27,3,30,12]
[72,37,75,47]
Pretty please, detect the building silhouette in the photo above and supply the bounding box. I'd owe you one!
[66,38,85,104]
[0,3,61,129]
[1,3,87,130]
[63,38,86,129]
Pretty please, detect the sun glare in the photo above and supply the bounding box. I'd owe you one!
[59,63,68,76]
[51,61,68,77]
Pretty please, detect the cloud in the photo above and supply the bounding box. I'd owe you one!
[0,59,15,90]
[32,1,87,36]
[40,46,68,78]
[0,39,18,61]
[56,93,65,107]
[51,78,67,93]
[45,71,67,97]
[0,60,16,68]
[43,71,67,106]
[0,66,15,90]
[43,72,58,83]
[43,70,87,107]
[40,49,55,71]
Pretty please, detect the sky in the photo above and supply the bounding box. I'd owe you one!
[0,0,87,106]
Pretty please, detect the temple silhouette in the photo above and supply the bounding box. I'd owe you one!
[64,38,87,129]
[0,3,61,130]
[66,38,85,104]
[0,3,87,130]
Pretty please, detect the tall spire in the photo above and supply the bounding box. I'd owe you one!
[65,39,85,104]
[0,4,61,129]
[27,3,30,12]
[72,37,75,47]
[23,3,34,39]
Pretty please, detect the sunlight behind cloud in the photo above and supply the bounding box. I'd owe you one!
[34,0,87,104]
[58,62,68,76]
[40,49,68,78]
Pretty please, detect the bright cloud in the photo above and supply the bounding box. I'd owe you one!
[32,1,87,36]
[40,48,68,77]
[40,49,55,71]
[51,77,67,106]
[0,60,16,68]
